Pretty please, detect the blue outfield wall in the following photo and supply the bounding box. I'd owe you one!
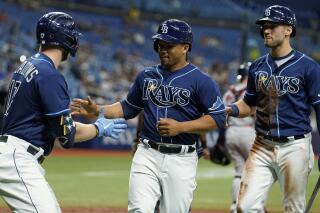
[74,125,320,155]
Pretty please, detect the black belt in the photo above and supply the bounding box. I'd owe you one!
[0,135,45,164]
[257,133,305,143]
[140,139,195,154]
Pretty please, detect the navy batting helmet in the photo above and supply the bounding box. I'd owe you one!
[256,5,296,37]
[237,62,251,82]
[152,19,193,52]
[37,12,82,57]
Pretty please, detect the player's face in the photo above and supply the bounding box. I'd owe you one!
[261,22,292,48]
[157,40,189,71]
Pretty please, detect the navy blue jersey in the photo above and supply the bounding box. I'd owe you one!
[121,63,225,145]
[1,53,70,155]
[244,50,320,137]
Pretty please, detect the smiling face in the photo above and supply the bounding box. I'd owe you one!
[261,21,293,48]
[156,40,190,71]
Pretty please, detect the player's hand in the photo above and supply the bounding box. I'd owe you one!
[202,148,210,160]
[94,117,127,139]
[156,118,181,136]
[225,106,232,127]
[70,96,100,119]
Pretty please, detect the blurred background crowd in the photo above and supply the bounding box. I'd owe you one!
[0,0,319,150]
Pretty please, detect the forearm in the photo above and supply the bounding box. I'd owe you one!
[74,122,97,142]
[100,102,124,119]
[234,99,256,118]
[179,115,217,134]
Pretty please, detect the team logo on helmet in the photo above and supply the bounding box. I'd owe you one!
[265,8,271,17]
[161,24,168,34]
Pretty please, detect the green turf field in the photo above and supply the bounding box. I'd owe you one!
[0,154,319,212]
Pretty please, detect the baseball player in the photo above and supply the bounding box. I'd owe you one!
[71,19,226,213]
[220,62,262,212]
[0,12,127,213]
[227,5,320,212]
[131,112,207,213]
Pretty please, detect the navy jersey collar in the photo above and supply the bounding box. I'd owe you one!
[270,49,295,61]
[267,50,303,70]
[31,52,55,68]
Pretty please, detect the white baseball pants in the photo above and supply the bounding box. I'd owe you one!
[0,135,61,213]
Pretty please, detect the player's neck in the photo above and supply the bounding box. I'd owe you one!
[41,49,62,69]
[166,61,189,72]
[270,41,292,58]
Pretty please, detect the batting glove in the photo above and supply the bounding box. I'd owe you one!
[94,117,127,139]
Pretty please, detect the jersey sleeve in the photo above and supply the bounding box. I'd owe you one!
[197,76,226,128]
[120,71,144,119]
[243,65,257,106]
[37,73,70,116]
[305,61,320,106]
[198,76,225,115]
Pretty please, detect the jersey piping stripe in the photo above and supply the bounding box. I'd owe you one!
[13,149,39,213]
[155,65,164,143]
[278,54,305,76]
[266,55,272,73]
[167,65,196,144]
[245,91,255,96]
[311,100,320,105]
[125,99,143,109]
[209,109,226,114]
[30,56,54,68]
[168,66,197,85]
[46,108,70,116]
[276,103,280,137]
[144,67,154,72]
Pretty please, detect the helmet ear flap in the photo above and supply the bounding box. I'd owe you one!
[260,27,264,38]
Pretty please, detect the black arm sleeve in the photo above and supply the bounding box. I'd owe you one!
[46,113,76,148]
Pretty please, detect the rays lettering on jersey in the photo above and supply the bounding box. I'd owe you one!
[142,78,190,107]
[255,71,300,96]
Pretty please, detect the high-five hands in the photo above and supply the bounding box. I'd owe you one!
[71,96,127,139]
[94,117,127,140]
[71,96,100,119]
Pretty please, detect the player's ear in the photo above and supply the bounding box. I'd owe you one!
[284,26,293,37]
[183,44,189,53]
